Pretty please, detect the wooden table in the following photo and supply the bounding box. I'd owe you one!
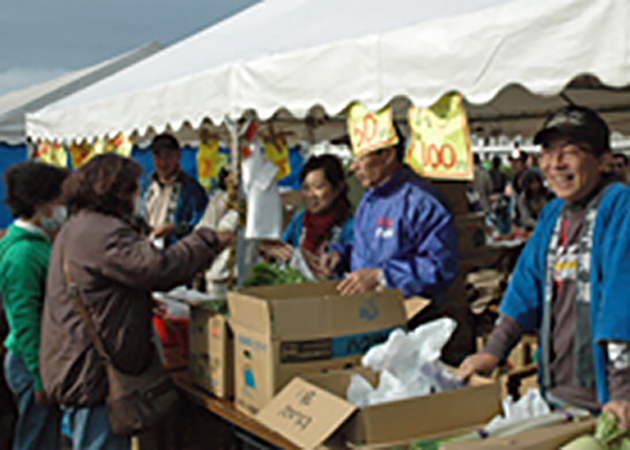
[159,346,299,450]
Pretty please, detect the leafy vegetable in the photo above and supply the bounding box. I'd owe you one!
[242,262,307,288]
[561,413,630,450]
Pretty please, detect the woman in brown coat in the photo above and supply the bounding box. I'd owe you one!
[39,154,231,450]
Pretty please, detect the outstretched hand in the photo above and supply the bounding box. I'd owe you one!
[337,269,380,296]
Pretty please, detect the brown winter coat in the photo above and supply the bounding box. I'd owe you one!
[39,211,220,406]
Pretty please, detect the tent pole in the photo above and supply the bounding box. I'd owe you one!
[225,115,253,289]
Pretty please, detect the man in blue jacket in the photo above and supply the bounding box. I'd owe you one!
[144,133,208,246]
[323,127,459,305]
[461,106,630,428]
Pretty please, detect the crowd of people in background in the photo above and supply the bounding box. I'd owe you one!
[470,143,629,238]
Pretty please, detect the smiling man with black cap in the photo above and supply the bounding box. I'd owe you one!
[460,106,630,429]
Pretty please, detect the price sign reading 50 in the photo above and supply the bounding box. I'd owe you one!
[347,103,398,159]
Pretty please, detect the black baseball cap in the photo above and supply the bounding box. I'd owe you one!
[533,106,610,155]
[151,133,180,153]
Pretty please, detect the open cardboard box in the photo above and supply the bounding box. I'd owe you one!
[228,282,407,416]
[257,366,502,449]
[440,417,596,450]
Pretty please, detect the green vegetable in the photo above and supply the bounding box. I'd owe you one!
[561,435,607,450]
[242,262,307,287]
[561,413,630,450]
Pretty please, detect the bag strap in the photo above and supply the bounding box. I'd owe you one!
[62,258,111,363]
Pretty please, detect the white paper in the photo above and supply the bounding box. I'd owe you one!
[242,147,283,240]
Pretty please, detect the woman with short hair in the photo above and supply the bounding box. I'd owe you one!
[0,161,70,450]
[39,154,232,449]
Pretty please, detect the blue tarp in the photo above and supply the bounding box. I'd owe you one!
[277,146,304,191]
[133,145,200,192]
[134,144,304,192]
[0,143,303,230]
[0,144,28,228]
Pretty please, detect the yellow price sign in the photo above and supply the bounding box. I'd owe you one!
[347,103,398,159]
[37,141,68,168]
[406,94,473,180]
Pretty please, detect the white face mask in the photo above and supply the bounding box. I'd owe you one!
[133,196,144,217]
[41,205,68,232]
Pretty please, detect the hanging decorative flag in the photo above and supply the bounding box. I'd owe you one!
[406,93,473,180]
[347,103,398,159]
[261,123,293,180]
[105,133,133,157]
[197,132,221,192]
[68,141,96,168]
[36,141,68,167]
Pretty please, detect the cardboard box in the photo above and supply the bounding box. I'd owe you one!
[189,302,234,399]
[440,418,596,450]
[228,282,406,416]
[257,367,502,449]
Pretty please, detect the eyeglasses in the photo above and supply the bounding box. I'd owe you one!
[540,147,582,161]
[540,142,590,161]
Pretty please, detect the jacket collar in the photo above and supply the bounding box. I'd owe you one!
[151,168,183,187]
[14,219,46,237]
[368,165,413,197]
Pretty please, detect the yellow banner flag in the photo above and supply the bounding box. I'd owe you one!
[68,141,96,169]
[37,141,68,168]
[406,94,473,180]
[105,133,133,157]
[262,140,291,180]
[347,103,398,159]
[261,123,292,180]
[198,138,221,192]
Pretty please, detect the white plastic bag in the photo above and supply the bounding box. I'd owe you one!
[486,388,552,432]
[347,374,373,408]
[348,318,461,406]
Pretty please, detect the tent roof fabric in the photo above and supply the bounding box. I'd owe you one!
[0,42,162,145]
[26,0,630,143]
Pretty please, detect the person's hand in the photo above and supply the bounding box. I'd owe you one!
[603,400,630,432]
[151,222,175,239]
[260,240,294,263]
[321,251,342,277]
[214,231,235,251]
[337,269,380,296]
[34,390,51,406]
[459,352,500,380]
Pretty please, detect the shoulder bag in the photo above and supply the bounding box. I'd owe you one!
[62,258,179,437]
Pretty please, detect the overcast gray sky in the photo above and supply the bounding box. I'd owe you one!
[0,0,258,96]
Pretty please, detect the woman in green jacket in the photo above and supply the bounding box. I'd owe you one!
[0,161,69,450]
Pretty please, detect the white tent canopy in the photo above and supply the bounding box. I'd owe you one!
[26,0,630,144]
[0,42,162,145]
